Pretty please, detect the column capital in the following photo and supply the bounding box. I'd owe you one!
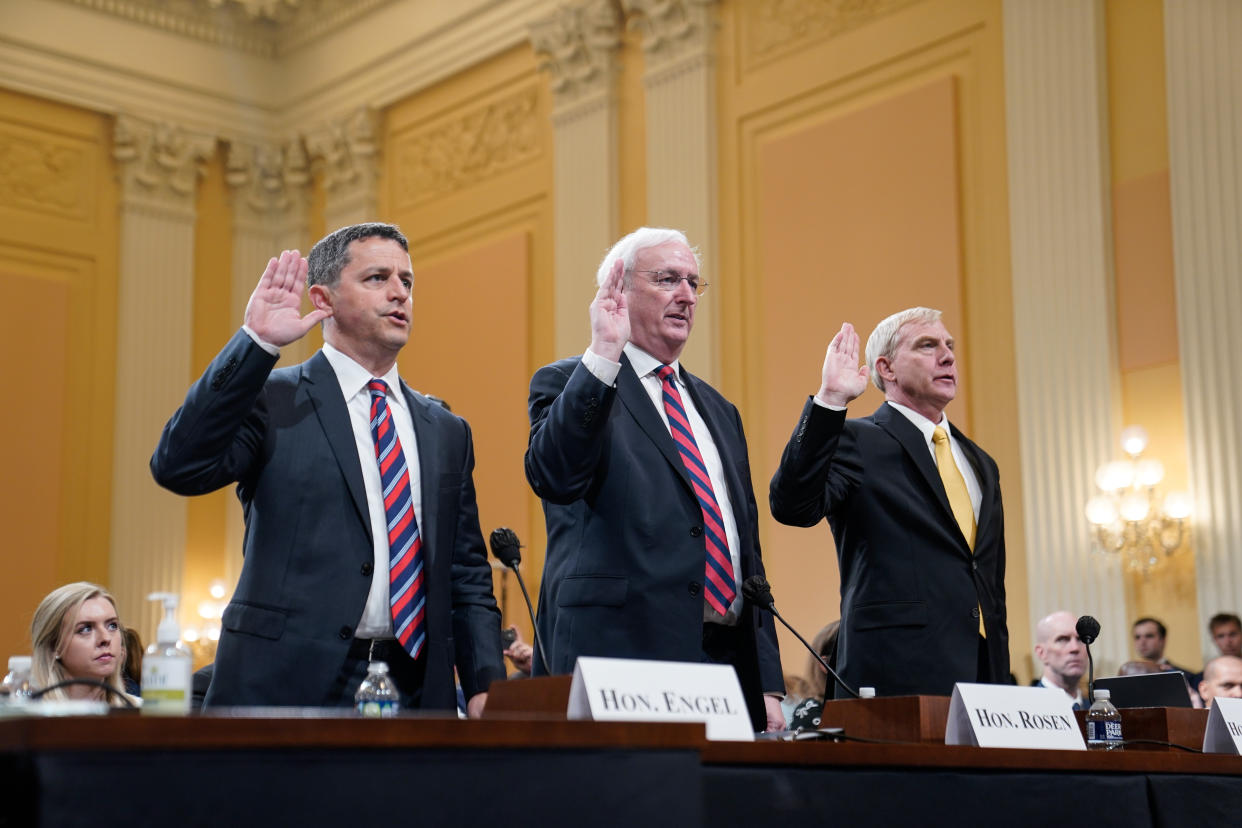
[112,114,215,215]
[622,0,716,66]
[224,138,311,225]
[530,0,624,112]
[303,107,381,226]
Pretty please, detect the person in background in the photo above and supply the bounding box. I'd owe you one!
[30,582,138,707]
[1032,611,1086,709]
[1208,613,1242,658]
[1131,617,1192,675]
[787,621,841,731]
[1198,655,1242,708]
[120,627,143,696]
[503,625,534,679]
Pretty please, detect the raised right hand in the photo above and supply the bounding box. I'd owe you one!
[243,250,331,347]
[815,322,870,407]
[587,259,629,362]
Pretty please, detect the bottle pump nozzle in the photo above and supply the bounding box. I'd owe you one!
[147,592,181,645]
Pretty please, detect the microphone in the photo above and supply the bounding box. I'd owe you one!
[488,528,550,675]
[741,575,860,699]
[1076,615,1100,702]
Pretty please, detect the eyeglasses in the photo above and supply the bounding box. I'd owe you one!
[632,269,709,296]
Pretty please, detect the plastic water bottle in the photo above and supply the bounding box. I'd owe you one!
[1085,688,1124,750]
[0,656,35,706]
[355,661,400,718]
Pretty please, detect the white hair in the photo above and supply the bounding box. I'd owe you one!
[864,307,943,392]
[595,227,701,288]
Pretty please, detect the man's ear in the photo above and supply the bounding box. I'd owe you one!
[874,355,894,384]
[308,283,332,313]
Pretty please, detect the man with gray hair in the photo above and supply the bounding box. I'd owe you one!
[526,227,786,731]
[770,309,1009,697]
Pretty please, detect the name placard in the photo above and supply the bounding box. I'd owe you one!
[946,683,1085,750]
[567,656,754,741]
[1202,696,1242,754]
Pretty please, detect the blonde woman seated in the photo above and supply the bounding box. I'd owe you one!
[31,582,138,707]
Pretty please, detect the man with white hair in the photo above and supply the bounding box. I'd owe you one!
[770,308,1009,697]
[525,227,785,731]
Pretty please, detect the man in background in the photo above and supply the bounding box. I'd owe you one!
[1198,655,1242,708]
[1208,613,1242,658]
[1132,617,1193,675]
[1032,611,1086,708]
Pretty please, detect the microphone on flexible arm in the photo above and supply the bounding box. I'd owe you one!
[488,527,550,675]
[742,575,860,699]
[1076,615,1101,703]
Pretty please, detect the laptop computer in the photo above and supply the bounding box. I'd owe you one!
[1093,671,1195,708]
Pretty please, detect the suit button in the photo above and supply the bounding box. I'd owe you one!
[361,562,374,576]
[339,625,353,640]
[972,561,978,572]
[971,607,980,619]
[688,582,701,596]
[690,526,703,537]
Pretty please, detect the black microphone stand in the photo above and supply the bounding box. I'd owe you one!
[489,528,550,676]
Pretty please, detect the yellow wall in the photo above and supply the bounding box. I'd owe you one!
[382,43,554,642]
[0,88,118,659]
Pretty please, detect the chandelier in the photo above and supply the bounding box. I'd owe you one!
[1085,426,1192,574]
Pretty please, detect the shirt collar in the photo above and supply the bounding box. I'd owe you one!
[624,342,680,380]
[886,399,949,443]
[322,342,405,411]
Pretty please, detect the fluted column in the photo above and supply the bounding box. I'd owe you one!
[622,0,718,382]
[304,108,381,231]
[111,114,214,633]
[221,137,313,586]
[1003,1,1127,667]
[1164,0,1242,654]
[530,0,624,357]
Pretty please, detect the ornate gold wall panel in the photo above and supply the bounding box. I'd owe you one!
[717,0,1022,678]
[0,89,117,661]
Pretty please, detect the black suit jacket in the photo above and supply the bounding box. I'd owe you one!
[151,330,504,708]
[770,400,1009,697]
[525,355,783,729]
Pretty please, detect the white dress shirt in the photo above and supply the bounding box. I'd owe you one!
[582,344,744,621]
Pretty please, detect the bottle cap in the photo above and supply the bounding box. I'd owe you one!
[368,661,390,674]
[7,656,31,672]
[1093,688,1110,700]
[858,686,876,698]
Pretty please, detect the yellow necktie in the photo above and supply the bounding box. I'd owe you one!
[933,426,984,638]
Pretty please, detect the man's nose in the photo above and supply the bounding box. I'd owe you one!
[673,278,697,303]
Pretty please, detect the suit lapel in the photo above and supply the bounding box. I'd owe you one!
[402,383,439,570]
[615,356,694,492]
[953,427,995,532]
[303,352,371,543]
[873,402,963,543]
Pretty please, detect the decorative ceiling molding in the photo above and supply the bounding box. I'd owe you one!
[51,0,400,57]
[529,0,624,108]
[741,0,925,68]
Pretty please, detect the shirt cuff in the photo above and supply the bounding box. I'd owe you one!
[581,348,621,387]
[242,325,280,356]
[811,395,847,412]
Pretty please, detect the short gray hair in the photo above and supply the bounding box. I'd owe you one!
[596,227,701,288]
[865,307,943,392]
[307,222,409,289]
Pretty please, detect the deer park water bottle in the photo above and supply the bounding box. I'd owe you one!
[355,661,400,718]
[1085,688,1124,750]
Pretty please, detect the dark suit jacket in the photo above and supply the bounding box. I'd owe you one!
[769,400,1009,697]
[151,330,504,709]
[525,356,784,729]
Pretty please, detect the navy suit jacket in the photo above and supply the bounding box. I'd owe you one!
[770,400,1009,697]
[525,355,783,730]
[151,330,504,708]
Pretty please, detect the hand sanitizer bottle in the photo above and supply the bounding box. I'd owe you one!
[141,592,193,715]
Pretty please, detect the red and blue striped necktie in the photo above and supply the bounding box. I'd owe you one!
[656,365,737,616]
[367,379,425,659]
